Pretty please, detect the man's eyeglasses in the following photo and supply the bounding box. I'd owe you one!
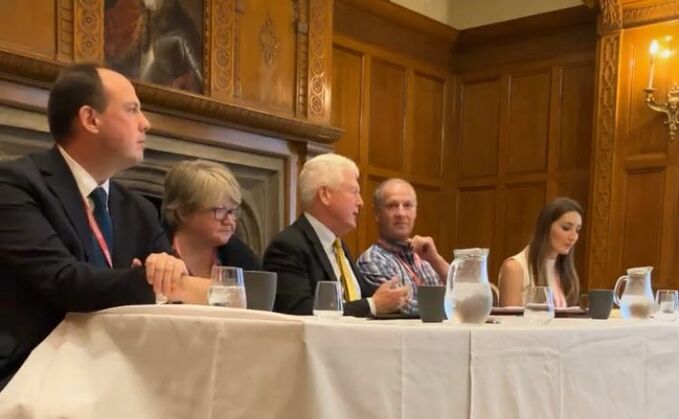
[211,206,241,220]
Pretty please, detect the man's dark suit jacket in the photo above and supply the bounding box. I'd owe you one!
[262,215,375,317]
[0,147,170,390]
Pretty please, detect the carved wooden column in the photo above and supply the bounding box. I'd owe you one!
[306,0,332,125]
[207,0,236,100]
[57,0,104,63]
[587,0,622,288]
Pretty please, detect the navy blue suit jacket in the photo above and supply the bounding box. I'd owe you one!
[0,147,170,389]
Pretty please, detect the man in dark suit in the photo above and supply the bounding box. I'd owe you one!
[263,153,409,317]
[0,64,201,390]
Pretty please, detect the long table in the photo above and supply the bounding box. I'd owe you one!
[1,305,678,419]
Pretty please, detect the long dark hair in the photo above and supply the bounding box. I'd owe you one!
[528,197,584,305]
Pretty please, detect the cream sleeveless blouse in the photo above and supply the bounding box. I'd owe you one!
[502,246,568,308]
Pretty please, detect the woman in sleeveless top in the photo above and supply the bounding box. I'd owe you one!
[498,197,584,308]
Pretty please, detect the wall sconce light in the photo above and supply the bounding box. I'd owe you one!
[644,37,678,141]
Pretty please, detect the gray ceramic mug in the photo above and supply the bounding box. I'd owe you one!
[581,289,614,320]
[243,271,278,311]
[417,285,446,323]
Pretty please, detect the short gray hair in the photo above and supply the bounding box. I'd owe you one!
[162,160,242,231]
[298,153,359,208]
[373,178,416,207]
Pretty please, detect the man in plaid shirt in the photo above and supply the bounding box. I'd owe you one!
[357,179,449,315]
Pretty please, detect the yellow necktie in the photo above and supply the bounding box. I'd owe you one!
[333,238,359,301]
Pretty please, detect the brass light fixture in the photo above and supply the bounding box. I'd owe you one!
[644,38,678,141]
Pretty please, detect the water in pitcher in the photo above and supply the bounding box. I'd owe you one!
[620,295,655,319]
[450,282,492,324]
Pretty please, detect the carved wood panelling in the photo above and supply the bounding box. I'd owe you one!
[308,0,328,120]
[259,14,279,67]
[623,1,679,27]
[209,0,235,100]
[234,0,244,97]
[135,81,341,142]
[295,0,309,117]
[589,33,620,286]
[57,0,74,62]
[600,0,623,30]
[73,0,102,62]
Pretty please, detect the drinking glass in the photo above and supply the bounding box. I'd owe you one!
[654,289,679,321]
[524,286,555,324]
[208,266,247,308]
[313,281,343,320]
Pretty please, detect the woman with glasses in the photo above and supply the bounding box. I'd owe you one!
[162,160,260,277]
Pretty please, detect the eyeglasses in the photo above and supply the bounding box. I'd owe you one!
[211,206,241,220]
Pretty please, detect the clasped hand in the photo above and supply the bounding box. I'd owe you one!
[132,252,188,297]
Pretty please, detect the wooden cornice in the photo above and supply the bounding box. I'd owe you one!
[596,0,679,30]
[0,48,342,144]
[622,0,679,28]
[456,5,598,52]
[334,0,459,44]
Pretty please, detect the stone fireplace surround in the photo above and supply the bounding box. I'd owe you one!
[0,80,312,257]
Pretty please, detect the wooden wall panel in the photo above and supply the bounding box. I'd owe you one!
[0,0,55,58]
[331,46,363,161]
[412,184,443,245]
[621,170,665,271]
[559,62,595,171]
[368,59,406,171]
[453,9,596,288]
[507,72,551,175]
[455,187,496,250]
[331,45,364,255]
[460,79,500,179]
[333,2,453,257]
[591,17,679,291]
[623,26,673,158]
[410,73,444,177]
[237,0,296,113]
[502,184,546,266]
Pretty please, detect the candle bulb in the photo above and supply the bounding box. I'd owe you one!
[649,40,660,90]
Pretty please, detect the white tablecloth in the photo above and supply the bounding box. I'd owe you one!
[0,306,470,419]
[1,307,678,419]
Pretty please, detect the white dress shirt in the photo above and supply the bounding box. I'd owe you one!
[304,212,376,315]
[57,145,110,213]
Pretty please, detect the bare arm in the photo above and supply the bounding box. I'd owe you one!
[498,258,525,307]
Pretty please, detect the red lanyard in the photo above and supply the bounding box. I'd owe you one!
[377,239,424,286]
[83,198,112,268]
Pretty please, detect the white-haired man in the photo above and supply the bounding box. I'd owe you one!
[263,154,409,317]
[357,178,449,315]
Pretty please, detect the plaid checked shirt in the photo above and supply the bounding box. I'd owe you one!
[357,239,443,315]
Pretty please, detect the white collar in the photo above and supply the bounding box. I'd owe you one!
[57,145,110,205]
[304,212,337,252]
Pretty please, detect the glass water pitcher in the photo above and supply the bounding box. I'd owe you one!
[445,248,492,324]
[613,266,655,320]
